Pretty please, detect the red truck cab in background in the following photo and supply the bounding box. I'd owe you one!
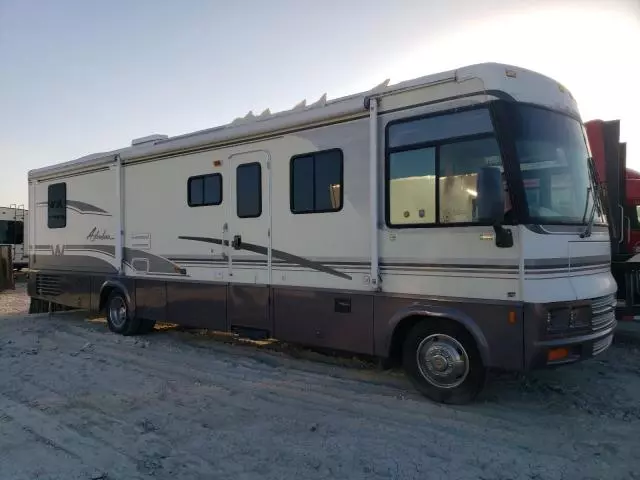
[584,119,640,320]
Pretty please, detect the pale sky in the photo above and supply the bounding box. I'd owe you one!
[1,0,638,207]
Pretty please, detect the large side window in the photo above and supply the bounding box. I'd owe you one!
[386,108,501,227]
[188,173,222,207]
[291,149,343,214]
[48,182,67,229]
[237,163,262,218]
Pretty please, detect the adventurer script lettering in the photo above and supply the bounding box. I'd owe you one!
[86,227,114,242]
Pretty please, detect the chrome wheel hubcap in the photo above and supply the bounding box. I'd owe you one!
[416,334,469,389]
[108,297,127,328]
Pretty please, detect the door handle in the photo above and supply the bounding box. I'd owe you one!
[232,235,242,250]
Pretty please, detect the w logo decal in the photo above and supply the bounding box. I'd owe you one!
[51,245,65,256]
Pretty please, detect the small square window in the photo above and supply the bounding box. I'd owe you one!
[188,174,222,207]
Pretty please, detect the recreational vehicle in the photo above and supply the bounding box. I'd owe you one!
[27,63,616,404]
[0,205,28,270]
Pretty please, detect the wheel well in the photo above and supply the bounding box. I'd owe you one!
[99,285,116,312]
[387,315,477,366]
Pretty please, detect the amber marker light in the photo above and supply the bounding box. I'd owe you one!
[547,348,569,362]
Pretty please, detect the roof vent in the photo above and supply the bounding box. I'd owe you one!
[131,134,169,146]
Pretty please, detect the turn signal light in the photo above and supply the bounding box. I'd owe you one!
[547,348,569,362]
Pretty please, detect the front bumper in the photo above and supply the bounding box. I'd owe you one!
[524,293,617,370]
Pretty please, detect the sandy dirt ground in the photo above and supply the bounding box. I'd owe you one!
[1,285,640,480]
[0,281,30,316]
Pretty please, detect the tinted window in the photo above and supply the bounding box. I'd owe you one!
[188,174,222,207]
[292,155,314,213]
[189,177,204,205]
[237,163,262,218]
[291,149,343,214]
[0,221,9,244]
[14,221,24,244]
[203,175,222,205]
[48,182,67,228]
[0,220,21,244]
[388,147,436,225]
[439,138,502,223]
[389,109,493,148]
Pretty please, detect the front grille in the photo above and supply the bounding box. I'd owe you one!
[593,334,613,356]
[591,293,616,331]
[35,274,62,297]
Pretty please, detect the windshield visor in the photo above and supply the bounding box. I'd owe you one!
[511,105,604,225]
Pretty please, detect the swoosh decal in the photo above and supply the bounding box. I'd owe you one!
[178,236,352,280]
[34,244,186,276]
[36,200,111,216]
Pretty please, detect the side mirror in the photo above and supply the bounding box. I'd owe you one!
[476,167,513,248]
[476,167,504,222]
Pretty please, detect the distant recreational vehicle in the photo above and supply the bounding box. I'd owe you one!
[27,62,616,404]
[0,205,28,270]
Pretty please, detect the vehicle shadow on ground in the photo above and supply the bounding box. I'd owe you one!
[77,312,640,418]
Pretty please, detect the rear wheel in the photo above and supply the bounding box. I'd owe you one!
[402,320,486,404]
[106,290,140,336]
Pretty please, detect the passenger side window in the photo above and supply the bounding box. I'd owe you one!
[237,163,262,218]
[48,182,67,229]
[188,173,222,207]
[388,147,436,225]
[386,107,503,227]
[291,149,343,214]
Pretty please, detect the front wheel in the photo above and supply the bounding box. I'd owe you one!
[402,320,486,404]
[106,290,140,336]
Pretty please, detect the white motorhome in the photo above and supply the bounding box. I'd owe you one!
[27,63,616,404]
[0,205,28,270]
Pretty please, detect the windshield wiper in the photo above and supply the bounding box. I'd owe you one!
[580,185,592,225]
[580,157,600,238]
[580,194,597,238]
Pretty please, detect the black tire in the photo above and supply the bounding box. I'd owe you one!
[402,319,486,404]
[105,290,140,336]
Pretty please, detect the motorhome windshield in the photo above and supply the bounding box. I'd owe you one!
[0,220,24,245]
[511,105,604,225]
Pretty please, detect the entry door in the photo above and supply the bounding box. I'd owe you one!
[226,150,271,285]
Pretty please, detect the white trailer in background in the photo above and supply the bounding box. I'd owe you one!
[0,205,28,270]
[27,62,616,404]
